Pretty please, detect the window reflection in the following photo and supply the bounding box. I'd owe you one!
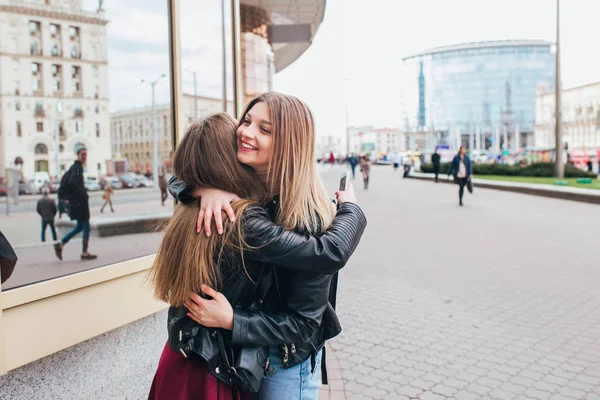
[0,0,173,290]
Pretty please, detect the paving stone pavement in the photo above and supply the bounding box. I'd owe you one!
[319,166,600,400]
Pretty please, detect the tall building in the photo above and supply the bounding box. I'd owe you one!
[349,127,405,156]
[110,95,232,175]
[0,0,110,180]
[402,40,555,151]
[534,82,600,154]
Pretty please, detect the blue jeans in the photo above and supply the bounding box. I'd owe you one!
[256,347,322,400]
[41,220,57,242]
[61,219,90,252]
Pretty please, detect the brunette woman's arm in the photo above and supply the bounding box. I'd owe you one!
[167,176,197,204]
[243,202,367,275]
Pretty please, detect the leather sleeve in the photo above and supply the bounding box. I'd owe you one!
[230,270,331,347]
[167,175,197,205]
[242,202,367,275]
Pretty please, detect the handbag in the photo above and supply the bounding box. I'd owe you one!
[467,178,474,194]
[209,266,274,392]
[0,231,17,284]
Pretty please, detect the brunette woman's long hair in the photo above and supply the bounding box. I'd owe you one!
[240,93,335,234]
[149,113,264,306]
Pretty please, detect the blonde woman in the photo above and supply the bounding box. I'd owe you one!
[170,93,366,399]
[151,111,366,400]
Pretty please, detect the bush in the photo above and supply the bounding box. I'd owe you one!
[420,162,595,178]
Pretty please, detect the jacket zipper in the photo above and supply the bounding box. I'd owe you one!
[283,344,289,363]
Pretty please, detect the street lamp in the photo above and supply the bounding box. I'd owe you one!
[184,69,198,120]
[344,78,350,156]
[554,0,564,177]
[141,74,166,185]
[55,100,63,179]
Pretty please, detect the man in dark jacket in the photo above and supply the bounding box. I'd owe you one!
[431,149,441,182]
[54,147,97,260]
[37,190,57,242]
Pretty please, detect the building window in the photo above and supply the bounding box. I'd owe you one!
[29,21,38,33]
[93,65,99,77]
[49,23,57,35]
[31,62,40,74]
[96,123,100,137]
[17,121,22,137]
[97,163,101,172]
[51,44,59,57]
[94,85,99,99]
[69,26,79,38]
[59,144,64,153]
[95,104,100,114]
[70,45,79,58]
[14,80,20,95]
[35,143,48,154]
[30,40,38,55]
[32,79,41,92]
[52,80,60,93]
[37,122,43,132]
[15,101,21,111]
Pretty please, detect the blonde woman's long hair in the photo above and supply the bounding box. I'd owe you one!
[240,93,335,234]
[149,113,265,306]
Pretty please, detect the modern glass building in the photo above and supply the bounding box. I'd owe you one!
[401,40,555,150]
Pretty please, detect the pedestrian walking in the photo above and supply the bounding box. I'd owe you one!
[329,151,335,167]
[431,149,441,182]
[0,231,17,284]
[391,152,401,172]
[448,145,473,207]
[360,155,371,189]
[348,154,358,179]
[54,147,97,261]
[37,190,57,242]
[100,184,114,213]
[587,159,593,173]
[158,173,168,206]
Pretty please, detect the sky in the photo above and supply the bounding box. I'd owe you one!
[87,0,600,141]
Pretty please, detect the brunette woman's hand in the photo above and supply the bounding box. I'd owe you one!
[193,187,241,236]
[335,182,357,205]
[184,285,234,330]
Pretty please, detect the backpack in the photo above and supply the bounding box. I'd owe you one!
[57,168,72,200]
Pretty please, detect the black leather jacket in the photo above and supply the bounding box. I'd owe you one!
[168,178,367,372]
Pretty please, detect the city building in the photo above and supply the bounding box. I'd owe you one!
[316,134,343,158]
[0,0,110,180]
[534,82,600,157]
[401,40,555,152]
[109,94,232,175]
[349,126,405,156]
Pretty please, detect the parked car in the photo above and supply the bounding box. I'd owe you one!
[47,180,60,193]
[18,180,36,195]
[0,184,6,196]
[135,175,153,188]
[100,177,123,190]
[120,176,136,189]
[84,179,101,192]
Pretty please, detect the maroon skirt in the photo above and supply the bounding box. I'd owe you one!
[148,342,252,400]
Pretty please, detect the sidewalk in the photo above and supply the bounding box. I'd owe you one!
[409,172,600,204]
[0,199,174,248]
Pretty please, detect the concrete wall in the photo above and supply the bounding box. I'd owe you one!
[0,310,166,400]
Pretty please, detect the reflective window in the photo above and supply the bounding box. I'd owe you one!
[1,0,174,290]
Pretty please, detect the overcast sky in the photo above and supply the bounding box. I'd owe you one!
[90,0,600,140]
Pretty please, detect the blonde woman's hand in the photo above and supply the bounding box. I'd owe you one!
[193,187,241,236]
[335,182,357,205]
[184,285,234,330]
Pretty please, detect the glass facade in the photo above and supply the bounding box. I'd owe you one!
[402,41,555,139]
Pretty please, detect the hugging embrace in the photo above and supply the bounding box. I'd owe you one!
[148,92,367,400]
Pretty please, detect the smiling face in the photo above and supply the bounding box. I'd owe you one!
[236,101,273,172]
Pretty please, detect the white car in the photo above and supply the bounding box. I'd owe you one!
[84,179,101,191]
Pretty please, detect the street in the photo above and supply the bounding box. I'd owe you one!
[3,165,600,400]
[328,166,600,400]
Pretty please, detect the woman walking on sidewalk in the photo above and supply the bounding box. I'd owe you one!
[150,109,366,400]
[100,184,114,213]
[360,155,371,189]
[448,145,473,206]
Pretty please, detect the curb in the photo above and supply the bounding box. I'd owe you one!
[408,174,600,205]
